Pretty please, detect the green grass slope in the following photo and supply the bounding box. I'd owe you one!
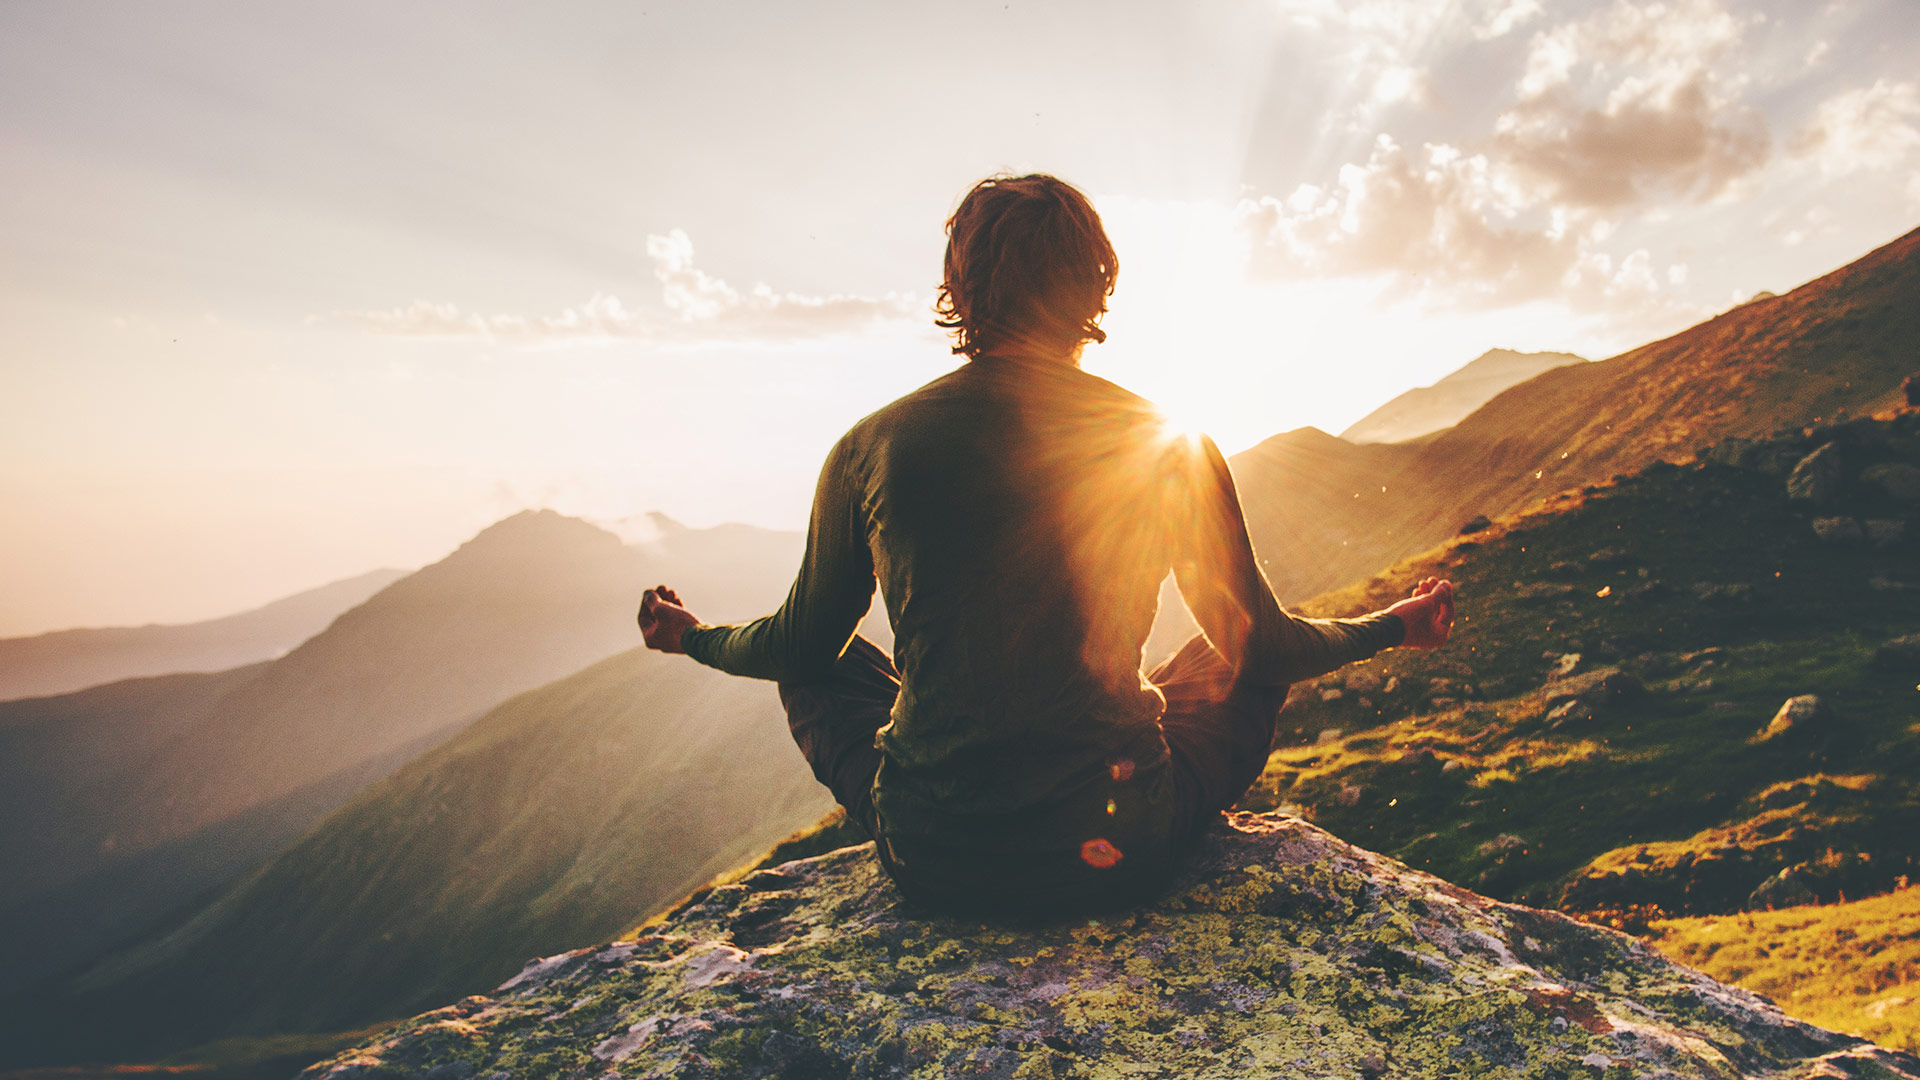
[1644,884,1920,1054]
[1,647,834,1067]
[1230,413,1919,931]
[0,511,805,1002]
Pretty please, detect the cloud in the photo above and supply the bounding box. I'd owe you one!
[1239,135,1679,311]
[1493,0,1769,208]
[1790,79,1920,177]
[331,230,919,344]
[1239,0,1774,322]
[1272,0,1546,129]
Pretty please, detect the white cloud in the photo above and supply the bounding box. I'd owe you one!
[332,230,919,344]
[1238,134,1691,316]
[1238,0,1776,323]
[1790,79,1920,177]
[1273,0,1545,129]
[1494,0,1769,208]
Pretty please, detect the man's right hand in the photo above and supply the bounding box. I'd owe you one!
[638,584,699,654]
[1384,577,1455,650]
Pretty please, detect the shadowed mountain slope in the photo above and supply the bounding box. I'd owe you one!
[1229,225,1920,607]
[1339,348,1587,446]
[0,568,406,702]
[0,647,833,1066]
[0,510,806,997]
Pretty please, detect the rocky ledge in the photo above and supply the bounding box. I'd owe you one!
[302,813,1920,1079]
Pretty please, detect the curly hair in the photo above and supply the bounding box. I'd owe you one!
[934,174,1118,360]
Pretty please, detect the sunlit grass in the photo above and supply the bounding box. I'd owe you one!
[1646,885,1920,1053]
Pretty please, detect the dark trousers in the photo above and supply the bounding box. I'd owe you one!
[779,633,1285,914]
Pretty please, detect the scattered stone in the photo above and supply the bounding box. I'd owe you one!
[1316,727,1343,745]
[1441,758,1467,774]
[1459,514,1492,535]
[1786,442,1842,505]
[1587,547,1631,568]
[1757,694,1825,741]
[1863,462,1920,501]
[1867,519,1907,547]
[1336,783,1365,807]
[1748,867,1817,911]
[1345,668,1383,693]
[1319,687,1345,703]
[1382,676,1400,694]
[1874,634,1920,673]
[1477,834,1529,860]
[1549,652,1583,679]
[1545,667,1646,706]
[1812,516,1864,542]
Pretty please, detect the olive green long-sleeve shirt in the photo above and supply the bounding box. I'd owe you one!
[684,354,1401,855]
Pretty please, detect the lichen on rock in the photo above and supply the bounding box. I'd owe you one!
[300,813,1920,1079]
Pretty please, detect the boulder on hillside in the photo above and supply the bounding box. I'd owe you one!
[1866,519,1907,547]
[1543,667,1646,731]
[1875,633,1920,672]
[1862,462,1920,501]
[1905,371,1920,409]
[297,814,1920,1080]
[1757,694,1826,741]
[1811,516,1863,542]
[1706,437,1759,468]
[1786,442,1842,505]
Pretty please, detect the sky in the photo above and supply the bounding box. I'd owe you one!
[2,0,1917,636]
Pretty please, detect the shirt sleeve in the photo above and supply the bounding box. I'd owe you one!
[1170,433,1403,686]
[681,432,877,682]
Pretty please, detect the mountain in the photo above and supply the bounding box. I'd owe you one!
[291,813,1920,1078]
[1228,225,1920,609]
[1,646,834,1065]
[1225,412,1920,1043]
[1339,348,1587,445]
[0,568,406,702]
[0,510,807,997]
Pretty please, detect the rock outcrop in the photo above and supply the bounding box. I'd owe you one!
[300,814,1919,1079]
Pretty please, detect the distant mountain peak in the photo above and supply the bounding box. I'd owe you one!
[1341,349,1587,445]
[457,509,626,559]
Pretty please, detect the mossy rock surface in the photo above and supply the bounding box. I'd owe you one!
[300,813,1919,1079]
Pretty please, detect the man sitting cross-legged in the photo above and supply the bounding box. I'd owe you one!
[639,173,1454,919]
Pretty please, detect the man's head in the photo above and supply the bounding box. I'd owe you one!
[935,174,1118,362]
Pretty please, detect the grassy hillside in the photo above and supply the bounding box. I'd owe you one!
[0,647,834,1067]
[1644,885,1920,1054]
[1229,225,1920,608]
[0,568,407,703]
[0,511,805,999]
[1233,412,1918,929]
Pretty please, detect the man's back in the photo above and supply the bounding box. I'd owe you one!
[851,353,1186,852]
